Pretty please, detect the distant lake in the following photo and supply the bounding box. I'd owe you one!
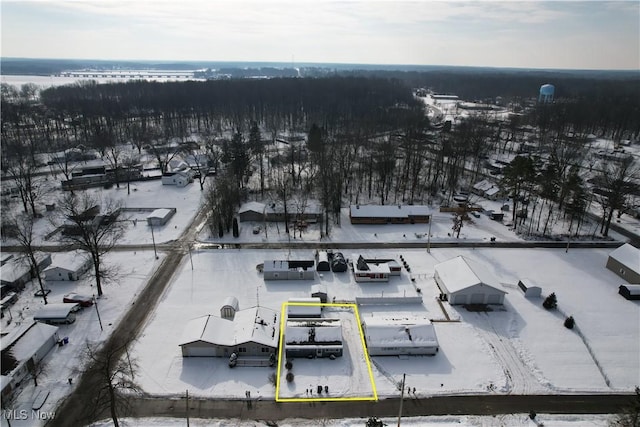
[1,74,205,89]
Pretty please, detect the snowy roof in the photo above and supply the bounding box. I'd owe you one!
[263,260,315,272]
[435,256,504,294]
[349,205,430,219]
[473,180,493,191]
[363,316,438,348]
[180,306,279,348]
[33,303,79,319]
[354,255,391,274]
[287,298,322,317]
[45,250,88,273]
[4,322,59,362]
[147,208,173,220]
[285,319,342,344]
[609,244,640,273]
[239,202,267,214]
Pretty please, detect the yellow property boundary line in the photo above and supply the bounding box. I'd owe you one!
[275,302,378,402]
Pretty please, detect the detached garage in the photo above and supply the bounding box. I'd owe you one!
[606,244,640,284]
[434,256,506,305]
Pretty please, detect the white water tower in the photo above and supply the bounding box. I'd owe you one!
[539,84,555,103]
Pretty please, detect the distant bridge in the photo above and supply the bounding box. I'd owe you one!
[58,70,195,79]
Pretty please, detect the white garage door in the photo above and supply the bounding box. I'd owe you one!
[470,293,485,304]
[453,294,467,304]
[185,345,217,357]
[487,294,502,304]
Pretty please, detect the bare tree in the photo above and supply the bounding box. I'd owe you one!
[7,214,48,304]
[83,338,140,427]
[596,157,639,237]
[55,192,125,296]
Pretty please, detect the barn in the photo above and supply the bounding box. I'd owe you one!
[179,306,279,357]
[618,284,640,301]
[362,316,439,356]
[44,251,91,281]
[606,244,640,284]
[434,256,506,305]
[284,318,343,359]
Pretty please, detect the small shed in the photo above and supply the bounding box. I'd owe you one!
[287,297,322,318]
[316,251,330,271]
[517,278,542,298]
[606,244,640,283]
[220,296,240,319]
[146,208,176,226]
[618,284,640,301]
[311,284,328,303]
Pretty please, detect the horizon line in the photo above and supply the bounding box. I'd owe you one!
[2,57,639,74]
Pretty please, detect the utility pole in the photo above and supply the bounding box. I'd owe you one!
[427,216,432,253]
[397,373,406,427]
[93,295,103,331]
[150,224,158,259]
[186,389,190,427]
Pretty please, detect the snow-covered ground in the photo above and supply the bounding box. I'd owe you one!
[130,247,639,403]
[2,174,638,427]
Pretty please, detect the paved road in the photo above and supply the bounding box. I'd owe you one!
[128,393,634,421]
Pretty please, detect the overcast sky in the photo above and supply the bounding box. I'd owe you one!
[1,0,639,70]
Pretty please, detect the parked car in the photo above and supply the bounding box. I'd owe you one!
[62,293,94,307]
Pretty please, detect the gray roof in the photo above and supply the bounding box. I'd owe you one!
[350,205,430,218]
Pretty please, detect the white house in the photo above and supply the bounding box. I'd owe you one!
[1,322,59,400]
[161,170,194,187]
[179,306,279,357]
[44,251,91,281]
[0,253,52,290]
[362,316,439,356]
[285,318,343,359]
[434,256,506,305]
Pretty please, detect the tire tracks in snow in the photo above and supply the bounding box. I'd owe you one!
[475,312,546,395]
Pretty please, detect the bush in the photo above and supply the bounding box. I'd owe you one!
[564,316,575,329]
[268,372,277,387]
[543,292,557,309]
[285,360,293,370]
[286,372,294,382]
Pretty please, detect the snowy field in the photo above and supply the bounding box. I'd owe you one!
[130,247,639,404]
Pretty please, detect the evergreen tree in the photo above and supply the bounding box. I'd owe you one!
[543,292,557,309]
